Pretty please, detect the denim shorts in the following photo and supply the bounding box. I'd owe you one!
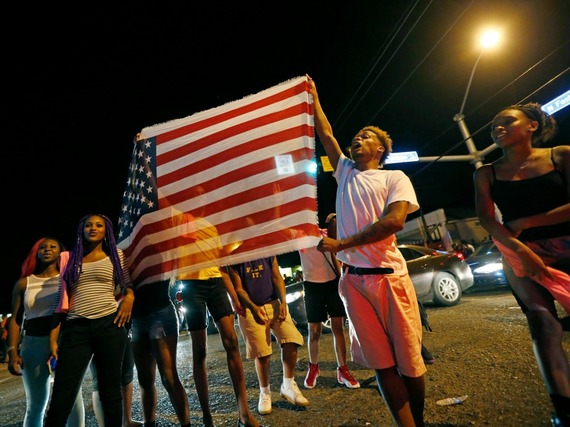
[131,302,179,341]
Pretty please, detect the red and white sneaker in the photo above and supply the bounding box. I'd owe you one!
[304,363,320,389]
[337,365,360,389]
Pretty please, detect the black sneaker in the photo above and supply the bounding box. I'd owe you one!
[421,344,435,365]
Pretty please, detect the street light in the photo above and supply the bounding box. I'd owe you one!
[453,29,501,170]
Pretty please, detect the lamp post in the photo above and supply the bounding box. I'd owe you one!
[453,49,484,169]
[453,30,501,170]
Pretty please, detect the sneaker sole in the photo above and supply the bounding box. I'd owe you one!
[280,392,309,407]
[258,407,272,415]
[338,378,361,389]
[304,374,319,389]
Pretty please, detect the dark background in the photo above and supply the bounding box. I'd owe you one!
[3,1,569,312]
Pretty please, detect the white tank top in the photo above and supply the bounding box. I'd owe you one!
[24,274,60,320]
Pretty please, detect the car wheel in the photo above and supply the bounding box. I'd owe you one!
[432,272,462,306]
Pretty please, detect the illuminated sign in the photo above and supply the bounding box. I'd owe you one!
[542,89,570,115]
[384,151,419,164]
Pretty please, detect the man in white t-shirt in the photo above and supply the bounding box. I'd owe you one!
[308,75,426,427]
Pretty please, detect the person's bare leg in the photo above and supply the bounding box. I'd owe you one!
[504,264,570,424]
[122,381,143,427]
[255,355,272,388]
[307,322,321,364]
[330,317,347,367]
[527,311,570,395]
[216,315,259,427]
[190,328,213,427]
[375,367,421,427]
[403,375,425,427]
[153,336,191,425]
[92,390,105,426]
[281,343,298,379]
[132,338,158,425]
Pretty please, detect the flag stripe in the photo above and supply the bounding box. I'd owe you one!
[122,151,315,261]
[125,176,316,271]
[159,121,312,188]
[151,80,308,146]
[135,228,319,284]
[157,102,311,169]
[126,194,317,271]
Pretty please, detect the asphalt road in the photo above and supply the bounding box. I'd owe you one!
[1,289,569,427]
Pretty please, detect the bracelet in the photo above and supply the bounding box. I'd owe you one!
[7,346,16,353]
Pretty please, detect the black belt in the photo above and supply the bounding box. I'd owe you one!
[344,265,394,275]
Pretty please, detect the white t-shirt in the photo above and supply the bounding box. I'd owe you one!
[333,154,419,274]
[299,229,338,283]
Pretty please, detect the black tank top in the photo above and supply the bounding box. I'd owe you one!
[490,148,570,241]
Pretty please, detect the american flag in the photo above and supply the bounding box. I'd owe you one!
[117,76,321,286]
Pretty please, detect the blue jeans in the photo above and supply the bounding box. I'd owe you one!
[45,313,127,427]
[20,334,84,427]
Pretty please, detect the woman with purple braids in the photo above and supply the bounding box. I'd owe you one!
[45,214,135,427]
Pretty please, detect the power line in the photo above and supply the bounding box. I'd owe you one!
[366,1,476,124]
[333,0,423,130]
[406,64,569,182]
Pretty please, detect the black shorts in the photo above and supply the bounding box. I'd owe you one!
[179,278,234,331]
[303,279,346,323]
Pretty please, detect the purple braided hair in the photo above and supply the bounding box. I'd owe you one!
[62,214,126,287]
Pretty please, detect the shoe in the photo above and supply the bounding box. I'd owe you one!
[421,345,436,365]
[280,380,309,406]
[304,363,320,389]
[257,391,272,415]
[337,365,360,389]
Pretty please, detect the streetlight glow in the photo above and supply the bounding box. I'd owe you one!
[452,28,504,169]
[479,29,501,50]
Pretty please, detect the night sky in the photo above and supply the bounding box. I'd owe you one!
[3,1,569,312]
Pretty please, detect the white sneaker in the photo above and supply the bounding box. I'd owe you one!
[258,391,272,415]
[280,380,309,407]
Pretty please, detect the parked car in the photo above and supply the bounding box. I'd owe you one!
[285,281,309,329]
[398,244,474,307]
[286,244,475,328]
[465,241,508,290]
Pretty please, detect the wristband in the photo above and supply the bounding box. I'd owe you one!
[7,346,16,353]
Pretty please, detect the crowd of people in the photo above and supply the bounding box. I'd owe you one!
[4,77,568,427]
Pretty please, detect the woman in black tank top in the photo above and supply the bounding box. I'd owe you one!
[474,102,570,427]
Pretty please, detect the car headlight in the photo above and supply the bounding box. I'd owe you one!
[473,262,503,274]
[286,290,304,303]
